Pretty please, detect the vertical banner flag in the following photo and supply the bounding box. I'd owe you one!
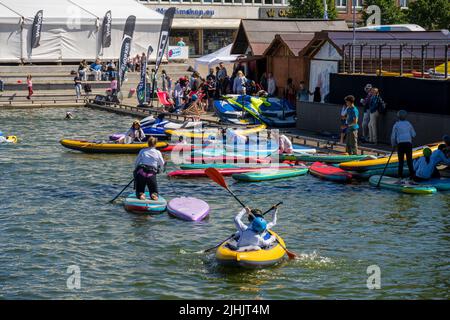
[117,15,136,94]
[101,10,112,48]
[30,10,43,50]
[137,45,154,105]
[151,7,176,100]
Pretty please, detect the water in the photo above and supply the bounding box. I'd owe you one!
[0,107,449,299]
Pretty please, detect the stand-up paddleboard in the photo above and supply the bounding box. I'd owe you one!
[124,193,167,213]
[340,144,440,171]
[168,165,303,178]
[309,162,353,183]
[369,175,437,195]
[167,197,210,221]
[281,153,370,164]
[187,156,271,164]
[415,178,450,191]
[232,168,309,182]
[179,163,238,170]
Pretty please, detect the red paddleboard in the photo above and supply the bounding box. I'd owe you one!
[160,144,214,152]
[168,165,305,178]
[188,156,271,164]
[309,162,352,183]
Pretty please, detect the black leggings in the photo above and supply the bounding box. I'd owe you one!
[135,173,158,198]
[397,142,415,178]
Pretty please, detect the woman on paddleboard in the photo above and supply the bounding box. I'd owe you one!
[134,137,165,201]
[391,110,416,184]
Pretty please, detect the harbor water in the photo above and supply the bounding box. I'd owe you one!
[0,107,449,299]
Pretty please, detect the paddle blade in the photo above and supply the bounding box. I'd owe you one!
[285,249,297,260]
[205,168,228,189]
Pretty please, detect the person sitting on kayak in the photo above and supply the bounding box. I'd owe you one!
[413,145,450,182]
[118,120,146,144]
[134,137,165,201]
[234,207,276,251]
[278,134,293,154]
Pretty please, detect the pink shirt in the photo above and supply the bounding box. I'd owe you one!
[110,79,118,90]
[27,79,32,87]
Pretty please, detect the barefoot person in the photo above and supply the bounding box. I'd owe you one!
[134,137,165,201]
[391,110,416,183]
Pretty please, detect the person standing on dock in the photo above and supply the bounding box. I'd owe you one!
[217,62,228,96]
[26,75,33,100]
[360,83,372,142]
[134,137,165,201]
[344,95,359,155]
[367,88,386,144]
[391,110,416,184]
[74,72,82,99]
[267,73,276,97]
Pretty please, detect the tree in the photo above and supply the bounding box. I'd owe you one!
[406,0,450,30]
[361,0,406,25]
[289,0,338,20]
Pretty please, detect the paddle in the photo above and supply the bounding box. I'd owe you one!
[204,167,246,208]
[201,201,283,254]
[205,168,297,259]
[109,178,134,203]
[376,147,395,187]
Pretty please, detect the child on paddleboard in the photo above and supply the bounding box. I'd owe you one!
[134,137,165,201]
[391,110,416,184]
[234,207,277,251]
[413,145,450,182]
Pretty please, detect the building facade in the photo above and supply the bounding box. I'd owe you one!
[138,0,291,56]
[138,0,414,56]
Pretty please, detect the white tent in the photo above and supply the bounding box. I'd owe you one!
[0,0,163,63]
[194,44,242,70]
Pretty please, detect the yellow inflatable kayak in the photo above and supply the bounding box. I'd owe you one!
[6,136,18,143]
[166,124,267,139]
[339,143,440,171]
[216,231,286,268]
[60,139,168,153]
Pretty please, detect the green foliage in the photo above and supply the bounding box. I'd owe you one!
[289,0,338,20]
[361,0,406,25]
[407,0,450,30]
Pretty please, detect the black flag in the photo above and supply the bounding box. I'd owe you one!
[137,45,153,105]
[150,7,176,103]
[154,8,175,74]
[101,10,112,48]
[123,15,136,39]
[31,10,43,49]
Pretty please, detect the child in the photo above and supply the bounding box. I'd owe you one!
[391,110,416,183]
[234,207,276,250]
[134,137,165,201]
[26,75,33,100]
[110,77,118,97]
[414,145,450,181]
[344,95,359,155]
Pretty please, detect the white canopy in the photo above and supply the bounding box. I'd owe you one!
[194,44,242,70]
[0,0,163,63]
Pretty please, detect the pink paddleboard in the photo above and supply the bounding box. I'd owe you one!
[167,197,210,221]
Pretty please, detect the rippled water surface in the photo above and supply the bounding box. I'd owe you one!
[0,107,449,299]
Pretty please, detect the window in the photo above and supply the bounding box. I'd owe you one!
[400,0,408,8]
[352,0,362,7]
[335,0,347,8]
[203,29,236,54]
[245,0,253,3]
[170,30,200,56]
[213,0,222,3]
[264,0,273,4]
[274,0,282,4]
[234,0,242,3]
[224,0,232,3]
[254,0,262,4]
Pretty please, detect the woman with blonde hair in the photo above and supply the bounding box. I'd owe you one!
[134,137,165,200]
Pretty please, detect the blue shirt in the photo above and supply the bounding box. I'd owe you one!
[346,106,359,131]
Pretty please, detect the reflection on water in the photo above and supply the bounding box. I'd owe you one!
[0,107,449,299]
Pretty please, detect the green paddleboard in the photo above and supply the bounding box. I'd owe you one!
[232,168,309,182]
[281,153,372,164]
[369,175,437,195]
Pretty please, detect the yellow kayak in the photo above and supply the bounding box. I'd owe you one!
[339,143,440,171]
[6,136,18,143]
[60,139,168,154]
[216,231,286,268]
[166,124,267,139]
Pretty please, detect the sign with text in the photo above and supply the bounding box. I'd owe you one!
[258,7,292,19]
[168,46,189,60]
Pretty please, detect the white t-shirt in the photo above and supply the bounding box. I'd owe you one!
[135,147,165,170]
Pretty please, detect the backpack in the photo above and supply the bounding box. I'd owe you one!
[83,84,92,93]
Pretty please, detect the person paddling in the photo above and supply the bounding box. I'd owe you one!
[134,137,165,201]
[234,206,276,251]
[390,110,416,184]
[118,120,146,144]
